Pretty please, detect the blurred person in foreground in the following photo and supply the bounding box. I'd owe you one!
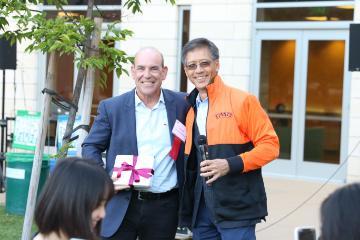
[34,157,114,240]
[179,38,279,240]
[320,182,360,240]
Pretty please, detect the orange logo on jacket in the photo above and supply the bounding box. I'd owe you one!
[215,112,233,119]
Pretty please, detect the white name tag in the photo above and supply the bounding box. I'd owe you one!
[172,120,186,142]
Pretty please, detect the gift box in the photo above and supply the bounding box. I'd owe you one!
[112,155,154,189]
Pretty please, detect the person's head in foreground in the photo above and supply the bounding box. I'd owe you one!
[320,182,360,240]
[34,157,114,240]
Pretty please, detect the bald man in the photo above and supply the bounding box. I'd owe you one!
[82,47,189,240]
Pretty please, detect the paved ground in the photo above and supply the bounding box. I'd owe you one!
[256,176,341,240]
[0,176,341,240]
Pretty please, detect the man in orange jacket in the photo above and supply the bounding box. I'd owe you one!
[179,38,280,240]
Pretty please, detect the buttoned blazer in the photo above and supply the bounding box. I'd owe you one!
[82,89,189,237]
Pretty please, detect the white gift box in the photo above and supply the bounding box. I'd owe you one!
[112,155,154,189]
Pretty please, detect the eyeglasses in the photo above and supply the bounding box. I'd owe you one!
[185,60,212,71]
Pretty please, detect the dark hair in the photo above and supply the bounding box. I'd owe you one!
[320,183,360,240]
[181,38,219,64]
[35,157,114,240]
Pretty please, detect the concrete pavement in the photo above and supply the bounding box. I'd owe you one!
[0,176,341,240]
[257,176,341,240]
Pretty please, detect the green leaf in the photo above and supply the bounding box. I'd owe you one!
[122,68,129,76]
[53,141,74,159]
[116,67,122,78]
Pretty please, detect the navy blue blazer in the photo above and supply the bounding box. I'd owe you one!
[82,88,189,237]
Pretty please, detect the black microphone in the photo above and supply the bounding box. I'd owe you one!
[197,135,211,183]
[197,135,209,162]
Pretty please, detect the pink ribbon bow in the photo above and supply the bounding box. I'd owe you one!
[113,156,154,186]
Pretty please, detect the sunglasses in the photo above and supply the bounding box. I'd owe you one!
[185,60,212,71]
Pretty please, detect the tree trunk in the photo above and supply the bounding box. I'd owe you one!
[76,17,103,156]
[61,0,95,155]
[21,52,56,240]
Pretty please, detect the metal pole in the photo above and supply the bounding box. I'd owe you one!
[1,70,5,153]
[0,70,5,192]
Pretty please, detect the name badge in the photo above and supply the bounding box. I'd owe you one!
[169,120,186,161]
[172,120,186,142]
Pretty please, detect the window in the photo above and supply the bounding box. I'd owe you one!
[44,0,121,5]
[257,5,353,21]
[177,6,191,92]
[43,0,122,22]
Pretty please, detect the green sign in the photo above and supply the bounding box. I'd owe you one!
[12,110,41,151]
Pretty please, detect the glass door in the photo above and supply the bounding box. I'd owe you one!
[296,31,349,180]
[254,30,302,176]
[254,30,349,181]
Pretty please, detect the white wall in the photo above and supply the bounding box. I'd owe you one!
[346,3,360,182]
[0,33,40,120]
[117,0,254,94]
[186,0,253,91]
[347,72,360,182]
[118,0,180,94]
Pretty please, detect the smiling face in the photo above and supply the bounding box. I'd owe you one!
[131,48,168,102]
[91,201,106,228]
[184,47,219,94]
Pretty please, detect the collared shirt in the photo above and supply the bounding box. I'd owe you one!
[196,94,209,136]
[135,90,177,193]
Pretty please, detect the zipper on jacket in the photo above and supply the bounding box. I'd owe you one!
[202,89,219,223]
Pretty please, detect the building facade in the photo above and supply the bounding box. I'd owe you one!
[2,0,360,182]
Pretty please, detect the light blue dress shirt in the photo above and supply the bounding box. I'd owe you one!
[196,94,209,136]
[135,90,177,193]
